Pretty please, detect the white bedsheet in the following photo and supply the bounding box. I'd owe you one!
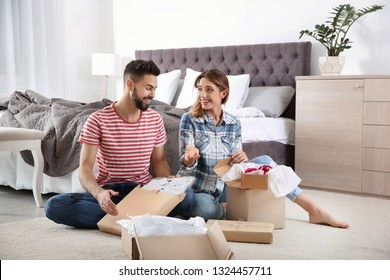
[0,151,83,194]
[240,117,295,145]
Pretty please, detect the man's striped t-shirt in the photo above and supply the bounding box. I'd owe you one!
[79,103,167,186]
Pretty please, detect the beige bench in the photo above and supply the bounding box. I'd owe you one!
[0,127,45,207]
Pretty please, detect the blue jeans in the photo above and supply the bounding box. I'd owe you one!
[250,155,302,202]
[181,189,225,221]
[45,182,195,229]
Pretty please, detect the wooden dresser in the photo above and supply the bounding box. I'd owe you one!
[295,75,390,196]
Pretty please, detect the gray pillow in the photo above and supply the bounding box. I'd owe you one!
[243,86,295,117]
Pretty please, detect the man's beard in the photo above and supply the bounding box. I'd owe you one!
[132,87,150,111]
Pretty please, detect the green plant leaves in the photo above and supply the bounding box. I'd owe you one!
[299,4,384,56]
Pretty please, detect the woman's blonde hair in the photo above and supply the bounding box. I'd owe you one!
[190,69,229,118]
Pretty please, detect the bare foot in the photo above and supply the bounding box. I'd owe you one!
[295,192,349,229]
[309,208,350,228]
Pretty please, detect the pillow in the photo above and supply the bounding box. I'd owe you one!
[176,68,250,109]
[243,86,295,117]
[225,107,266,118]
[154,70,181,104]
[224,73,250,110]
[175,68,201,108]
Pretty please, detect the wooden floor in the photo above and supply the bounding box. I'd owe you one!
[0,185,53,224]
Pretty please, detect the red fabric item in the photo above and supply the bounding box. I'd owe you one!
[244,165,273,174]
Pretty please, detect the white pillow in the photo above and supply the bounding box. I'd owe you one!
[176,68,250,109]
[225,107,266,118]
[225,73,250,110]
[155,70,181,104]
[243,86,295,117]
[175,68,200,108]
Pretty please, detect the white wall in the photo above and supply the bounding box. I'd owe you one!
[113,0,390,74]
[61,0,117,102]
[62,0,390,102]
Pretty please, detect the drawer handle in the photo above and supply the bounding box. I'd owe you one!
[356,84,363,88]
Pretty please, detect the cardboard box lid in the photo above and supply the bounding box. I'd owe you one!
[121,222,235,260]
[207,219,274,244]
[213,158,268,190]
[98,186,185,236]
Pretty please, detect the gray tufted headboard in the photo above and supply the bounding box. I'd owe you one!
[135,41,311,119]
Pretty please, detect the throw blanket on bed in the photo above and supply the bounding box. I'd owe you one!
[0,90,112,177]
[148,100,188,175]
[0,91,186,177]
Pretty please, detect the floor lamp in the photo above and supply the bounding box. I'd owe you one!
[92,53,121,99]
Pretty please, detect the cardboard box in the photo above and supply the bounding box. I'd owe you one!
[98,186,185,236]
[226,186,285,228]
[207,219,274,244]
[213,158,285,229]
[213,158,268,189]
[121,222,235,260]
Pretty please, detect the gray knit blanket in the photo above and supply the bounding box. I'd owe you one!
[0,90,111,177]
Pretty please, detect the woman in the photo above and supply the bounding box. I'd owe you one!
[178,69,349,228]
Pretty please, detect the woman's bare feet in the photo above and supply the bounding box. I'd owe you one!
[295,192,350,229]
[308,208,350,228]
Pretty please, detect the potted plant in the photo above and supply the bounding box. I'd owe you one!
[299,3,384,75]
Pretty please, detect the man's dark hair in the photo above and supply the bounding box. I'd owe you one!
[123,60,160,85]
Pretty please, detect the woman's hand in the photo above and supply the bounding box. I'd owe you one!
[230,150,248,164]
[184,144,200,166]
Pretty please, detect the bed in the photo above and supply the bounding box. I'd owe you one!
[136,41,311,168]
[0,41,311,195]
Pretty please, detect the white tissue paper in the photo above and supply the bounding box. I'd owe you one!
[267,165,301,198]
[117,214,207,237]
[219,161,300,198]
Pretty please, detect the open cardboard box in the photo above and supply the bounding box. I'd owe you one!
[98,186,185,236]
[207,219,274,244]
[213,158,285,229]
[121,221,235,260]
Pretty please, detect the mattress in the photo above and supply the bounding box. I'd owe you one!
[240,117,295,145]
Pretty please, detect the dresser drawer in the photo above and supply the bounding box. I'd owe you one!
[363,148,390,172]
[364,102,390,125]
[362,171,390,196]
[364,79,390,101]
[363,125,390,149]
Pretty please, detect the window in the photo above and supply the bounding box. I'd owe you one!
[0,0,63,98]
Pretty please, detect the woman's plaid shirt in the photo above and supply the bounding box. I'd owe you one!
[178,111,242,193]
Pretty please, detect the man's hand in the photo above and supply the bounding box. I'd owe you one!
[96,189,119,216]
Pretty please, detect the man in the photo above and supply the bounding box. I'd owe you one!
[45,60,194,228]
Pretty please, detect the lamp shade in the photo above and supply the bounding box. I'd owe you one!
[91,53,121,76]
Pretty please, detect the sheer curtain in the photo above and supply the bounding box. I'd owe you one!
[0,0,64,99]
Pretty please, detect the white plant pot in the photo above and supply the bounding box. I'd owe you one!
[319,56,345,75]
